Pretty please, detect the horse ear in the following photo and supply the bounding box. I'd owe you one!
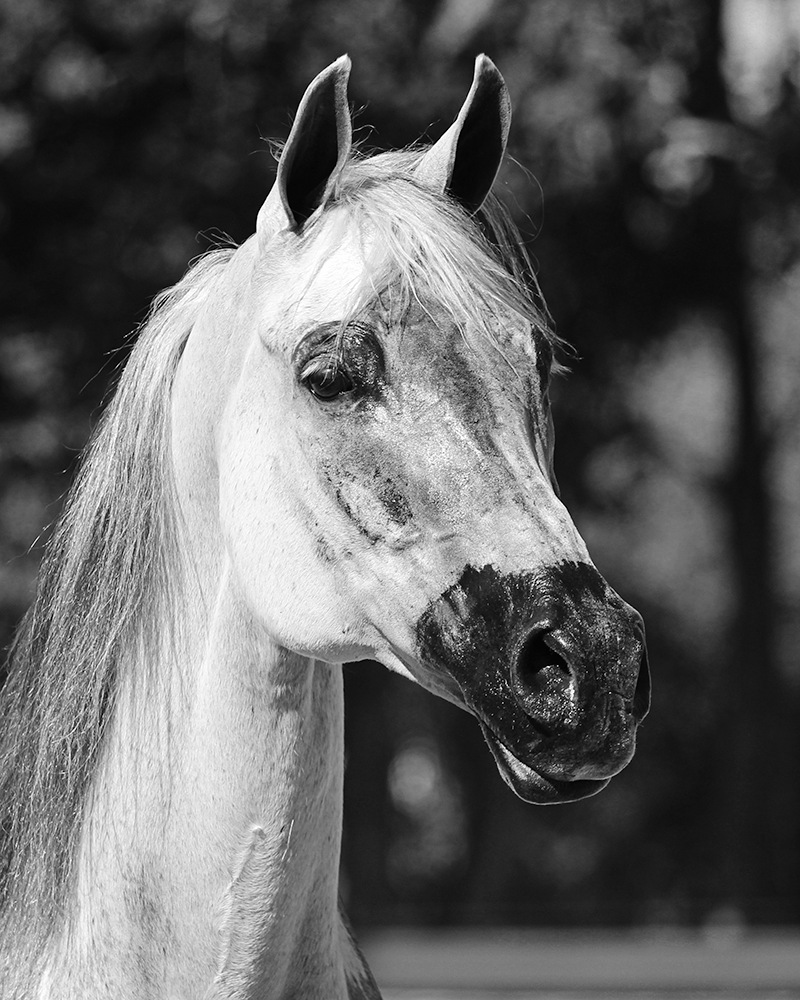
[257,55,352,239]
[416,54,511,215]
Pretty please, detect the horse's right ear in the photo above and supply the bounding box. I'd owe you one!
[415,55,510,215]
[257,55,352,241]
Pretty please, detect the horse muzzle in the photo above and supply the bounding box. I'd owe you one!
[416,561,650,804]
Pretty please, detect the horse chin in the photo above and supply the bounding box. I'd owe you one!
[480,725,610,805]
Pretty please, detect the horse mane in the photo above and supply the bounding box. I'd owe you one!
[327,148,558,362]
[0,145,555,971]
[0,248,235,961]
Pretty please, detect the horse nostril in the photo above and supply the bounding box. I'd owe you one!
[511,630,578,734]
[514,630,567,692]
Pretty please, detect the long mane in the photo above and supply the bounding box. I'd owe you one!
[0,249,234,960]
[0,146,554,968]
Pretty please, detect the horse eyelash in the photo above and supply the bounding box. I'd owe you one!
[300,354,344,380]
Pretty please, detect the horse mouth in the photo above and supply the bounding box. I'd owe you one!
[480,725,611,804]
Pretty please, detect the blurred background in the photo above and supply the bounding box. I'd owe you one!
[1,0,799,939]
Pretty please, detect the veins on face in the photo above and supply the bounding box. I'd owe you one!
[328,470,414,546]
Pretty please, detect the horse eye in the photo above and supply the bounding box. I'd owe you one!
[303,366,354,401]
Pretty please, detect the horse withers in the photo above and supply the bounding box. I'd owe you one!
[0,55,649,999]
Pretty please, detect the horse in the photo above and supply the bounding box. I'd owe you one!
[0,54,650,998]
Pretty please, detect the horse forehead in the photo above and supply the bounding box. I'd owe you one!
[258,220,383,340]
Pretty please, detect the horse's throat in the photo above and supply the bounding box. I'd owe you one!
[213,825,332,996]
[188,642,349,998]
[58,608,353,998]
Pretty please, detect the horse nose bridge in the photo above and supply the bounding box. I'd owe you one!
[465,491,591,575]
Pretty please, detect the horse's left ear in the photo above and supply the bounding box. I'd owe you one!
[258,55,352,240]
[416,54,511,214]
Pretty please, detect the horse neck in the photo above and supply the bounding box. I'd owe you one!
[54,565,349,999]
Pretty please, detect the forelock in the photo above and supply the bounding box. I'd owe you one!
[273,148,558,361]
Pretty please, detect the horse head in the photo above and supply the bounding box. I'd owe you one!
[172,55,649,807]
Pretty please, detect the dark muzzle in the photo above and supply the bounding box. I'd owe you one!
[416,561,650,804]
